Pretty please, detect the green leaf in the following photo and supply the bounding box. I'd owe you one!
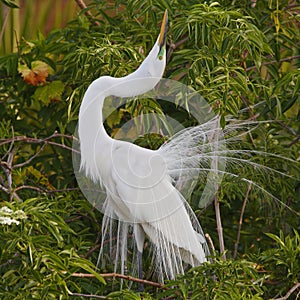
[33,80,65,104]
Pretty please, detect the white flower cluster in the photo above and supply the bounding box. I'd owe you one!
[0,206,27,225]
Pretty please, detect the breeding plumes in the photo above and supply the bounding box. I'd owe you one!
[76,10,296,283]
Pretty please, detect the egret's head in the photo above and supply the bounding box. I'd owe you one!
[106,10,168,98]
[135,10,168,81]
[157,9,168,61]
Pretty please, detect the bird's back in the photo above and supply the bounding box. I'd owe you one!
[102,140,209,280]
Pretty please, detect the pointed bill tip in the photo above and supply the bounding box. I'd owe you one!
[158,10,168,48]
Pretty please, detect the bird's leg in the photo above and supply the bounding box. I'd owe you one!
[137,250,144,292]
[134,224,145,292]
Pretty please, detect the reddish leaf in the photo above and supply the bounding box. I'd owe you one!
[19,61,50,86]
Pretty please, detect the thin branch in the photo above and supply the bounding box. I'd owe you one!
[6,150,14,192]
[0,6,10,45]
[13,143,47,169]
[273,282,300,300]
[205,233,216,260]
[1,126,15,161]
[10,190,22,202]
[0,183,9,194]
[167,35,189,61]
[246,55,300,72]
[45,187,80,194]
[13,185,45,193]
[69,292,108,299]
[233,182,252,259]
[0,133,79,154]
[214,193,226,260]
[83,243,101,258]
[68,272,164,288]
[288,135,300,147]
[74,0,100,26]
[211,117,226,260]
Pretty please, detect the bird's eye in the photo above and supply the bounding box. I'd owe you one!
[158,55,163,60]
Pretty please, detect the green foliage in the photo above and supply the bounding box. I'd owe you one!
[258,230,300,298]
[160,258,265,299]
[0,0,299,298]
[0,197,105,299]
[157,231,300,299]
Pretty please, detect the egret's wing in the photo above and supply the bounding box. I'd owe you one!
[158,116,226,207]
[158,115,297,210]
[109,141,209,279]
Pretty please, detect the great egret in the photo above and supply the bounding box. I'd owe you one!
[77,10,295,283]
[78,10,210,281]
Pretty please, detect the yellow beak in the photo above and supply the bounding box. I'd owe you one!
[158,10,168,51]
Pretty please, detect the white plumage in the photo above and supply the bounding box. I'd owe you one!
[78,11,210,281]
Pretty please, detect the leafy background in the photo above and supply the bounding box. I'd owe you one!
[0,0,299,299]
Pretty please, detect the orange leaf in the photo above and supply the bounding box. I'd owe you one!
[19,61,50,86]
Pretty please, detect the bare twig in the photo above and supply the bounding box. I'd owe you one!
[233,182,252,259]
[0,5,10,44]
[69,292,108,299]
[288,135,300,147]
[0,132,79,201]
[167,35,189,61]
[0,132,78,153]
[205,233,216,260]
[273,282,300,300]
[68,271,164,288]
[214,193,226,260]
[13,143,47,169]
[83,243,101,258]
[211,117,226,260]
[74,0,100,26]
[246,55,300,72]
[6,150,14,191]
[1,126,15,161]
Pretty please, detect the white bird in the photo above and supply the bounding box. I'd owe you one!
[77,9,297,284]
[78,10,210,282]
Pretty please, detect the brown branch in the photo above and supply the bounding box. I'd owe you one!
[288,135,300,147]
[273,282,300,300]
[83,243,101,258]
[1,126,15,161]
[246,55,300,72]
[74,0,100,26]
[0,183,9,194]
[0,132,80,201]
[13,185,44,193]
[167,35,189,61]
[13,131,75,169]
[45,187,80,194]
[0,133,79,154]
[214,193,226,260]
[205,233,216,260]
[68,272,164,288]
[69,292,108,299]
[13,143,47,169]
[233,182,252,259]
[5,150,14,195]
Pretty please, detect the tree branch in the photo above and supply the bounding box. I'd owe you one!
[68,271,164,288]
[0,132,79,153]
[167,35,189,61]
[214,193,226,260]
[273,282,300,300]
[205,233,216,259]
[69,292,107,299]
[233,182,252,259]
[74,0,100,26]
[246,55,300,72]
[13,143,47,169]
